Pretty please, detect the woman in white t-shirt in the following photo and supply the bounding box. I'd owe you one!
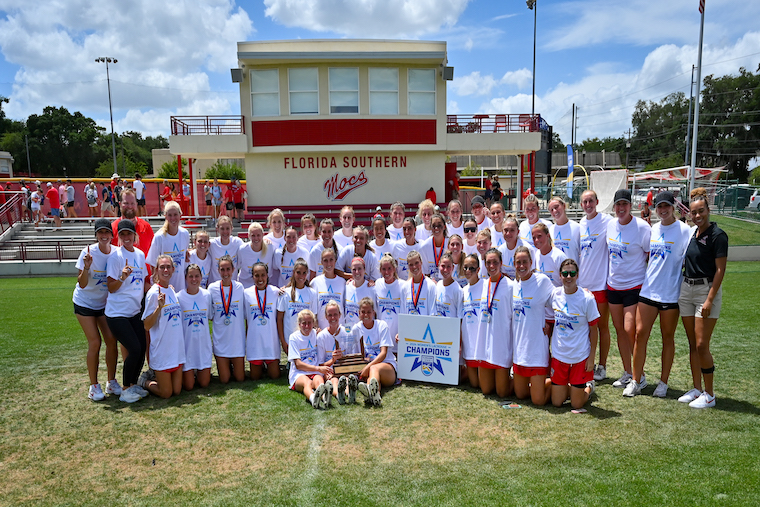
[393,217,421,280]
[488,202,507,249]
[238,222,275,289]
[386,202,406,242]
[263,208,286,251]
[209,255,246,383]
[317,301,354,403]
[188,230,212,289]
[147,201,190,291]
[470,195,493,231]
[548,196,581,262]
[311,248,346,330]
[274,226,311,287]
[288,309,331,409]
[549,258,599,410]
[447,234,468,287]
[297,213,320,253]
[208,215,244,284]
[337,226,379,282]
[532,222,568,289]
[369,217,394,263]
[309,218,342,279]
[460,254,484,388]
[434,252,463,320]
[511,246,554,406]
[353,298,397,407]
[606,189,651,389]
[415,199,435,241]
[475,229,492,280]
[244,262,282,380]
[178,263,213,390]
[579,190,614,382]
[498,215,531,280]
[106,220,149,403]
[73,219,119,401]
[462,218,479,256]
[141,255,185,399]
[277,259,318,355]
[374,254,404,354]
[519,193,551,248]
[344,256,376,336]
[476,248,514,398]
[627,191,692,398]
[446,199,464,239]
[333,206,356,250]
[401,250,438,316]
[420,213,449,281]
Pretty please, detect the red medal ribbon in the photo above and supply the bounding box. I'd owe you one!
[487,275,502,317]
[432,238,445,267]
[411,278,422,312]
[220,282,233,317]
[255,287,267,318]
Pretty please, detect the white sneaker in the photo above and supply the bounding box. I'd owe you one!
[132,385,149,398]
[689,391,716,409]
[311,384,325,409]
[622,380,641,397]
[88,383,105,401]
[678,388,702,403]
[369,377,382,406]
[137,370,152,389]
[653,381,668,398]
[322,380,333,408]
[357,381,370,402]
[337,376,348,405]
[119,387,141,403]
[639,373,647,390]
[593,365,607,381]
[105,379,122,395]
[347,375,358,404]
[586,380,596,397]
[612,372,632,388]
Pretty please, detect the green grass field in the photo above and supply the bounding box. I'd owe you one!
[1,266,759,506]
[712,215,760,246]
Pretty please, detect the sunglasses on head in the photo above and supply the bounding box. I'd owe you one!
[463,226,477,233]
[560,270,577,277]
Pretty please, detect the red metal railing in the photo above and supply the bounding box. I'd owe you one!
[446,114,547,133]
[170,115,245,135]
[0,193,24,234]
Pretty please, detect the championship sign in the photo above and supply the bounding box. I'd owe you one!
[397,314,460,385]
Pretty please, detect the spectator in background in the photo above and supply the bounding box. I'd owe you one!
[425,187,437,204]
[484,174,493,206]
[211,178,223,221]
[86,182,98,218]
[111,188,154,255]
[0,180,6,206]
[31,181,43,226]
[133,173,146,217]
[160,180,173,212]
[204,180,212,217]
[20,180,31,221]
[225,179,245,222]
[65,179,78,218]
[113,179,122,217]
[57,179,66,216]
[646,187,654,208]
[110,173,118,192]
[100,182,114,218]
[46,182,62,229]
[492,175,502,204]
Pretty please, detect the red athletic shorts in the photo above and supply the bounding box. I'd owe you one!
[550,357,592,386]
[249,359,279,366]
[592,290,608,304]
[157,364,182,374]
[465,360,483,369]
[513,364,549,377]
[478,361,504,370]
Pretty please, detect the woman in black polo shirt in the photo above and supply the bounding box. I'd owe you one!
[678,188,728,409]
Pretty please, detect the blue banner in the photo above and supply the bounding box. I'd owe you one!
[566,145,574,198]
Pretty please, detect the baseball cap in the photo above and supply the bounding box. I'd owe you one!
[613,189,632,204]
[117,220,136,234]
[94,219,112,234]
[46,182,52,187]
[471,195,486,207]
[654,191,676,206]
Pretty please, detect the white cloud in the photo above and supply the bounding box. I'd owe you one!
[450,71,498,97]
[264,0,471,38]
[0,0,253,136]
[501,68,532,89]
[447,100,460,114]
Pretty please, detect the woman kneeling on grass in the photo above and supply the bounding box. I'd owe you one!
[550,259,598,410]
[244,262,282,380]
[140,255,185,398]
[353,297,396,407]
[288,309,332,409]
[178,263,213,390]
[209,255,246,383]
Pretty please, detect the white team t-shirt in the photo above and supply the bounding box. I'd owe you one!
[534,247,569,288]
[333,229,354,250]
[177,288,213,371]
[401,276,438,316]
[337,246,380,281]
[142,284,186,371]
[607,216,651,290]
[350,320,397,371]
[512,273,554,368]
[147,227,190,291]
[478,275,514,368]
[369,238,395,265]
[640,220,692,303]
[237,243,276,289]
[498,240,533,280]
[460,279,485,361]
[550,220,581,262]
[310,275,346,329]
[393,241,422,280]
[415,226,433,242]
[297,236,320,253]
[374,278,404,353]
[264,232,286,252]
[550,287,600,364]
[105,246,147,318]
[435,280,462,319]
[519,218,551,248]
[73,243,112,310]
[308,241,342,277]
[419,236,449,281]
[277,286,318,346]
[243,285,281,361]
[274,245,311,287]
[387,224,404,242]
[447,222,464,239]
[287,330,323,387]
[344,281,375,332]
[579,212,613,292]
[476,216,494,231]
[208,236,244,284]
[208,280,246,358]
[489,226,506,249]
[188,250,212,289]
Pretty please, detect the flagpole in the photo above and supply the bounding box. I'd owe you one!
[689,1,705,193]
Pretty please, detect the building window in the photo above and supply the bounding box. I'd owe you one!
[329,68,359,114]
[289,68,319,115]
[250,69,280,117]
[408,68,436,115]
[369,68,398,115]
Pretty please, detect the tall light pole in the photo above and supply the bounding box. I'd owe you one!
[95,57,118,177]
[527,0,537,116]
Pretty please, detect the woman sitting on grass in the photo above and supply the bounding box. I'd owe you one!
[140,255,186,399]
[549,259,598,410]
[288,309,332,409]
[353,297,397,407]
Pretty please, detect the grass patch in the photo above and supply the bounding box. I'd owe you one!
[712,215,760,246]
[1,269,759,506]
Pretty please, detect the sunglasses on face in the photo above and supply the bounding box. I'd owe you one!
[560,270,578,277]
[462,266,478,272]
[463,226,477,233]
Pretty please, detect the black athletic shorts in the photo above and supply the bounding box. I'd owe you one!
[74,303,105,317]
[638,295,679,311]
[606,287,640,307]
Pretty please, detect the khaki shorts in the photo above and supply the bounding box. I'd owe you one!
[678,279,722,319]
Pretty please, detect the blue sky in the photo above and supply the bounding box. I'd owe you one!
[1,0,758,146]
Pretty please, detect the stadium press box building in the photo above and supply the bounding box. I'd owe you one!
[169,39,548,207]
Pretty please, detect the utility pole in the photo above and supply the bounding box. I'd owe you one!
[685,65,695,166]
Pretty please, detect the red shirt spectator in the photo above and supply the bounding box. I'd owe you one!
[161,185,173,203]
[46,185,60,209]
[225,184,245,204]
[425,187,437,204]
[0,183,5,205]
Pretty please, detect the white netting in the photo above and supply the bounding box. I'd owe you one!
[591,169,628,213]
